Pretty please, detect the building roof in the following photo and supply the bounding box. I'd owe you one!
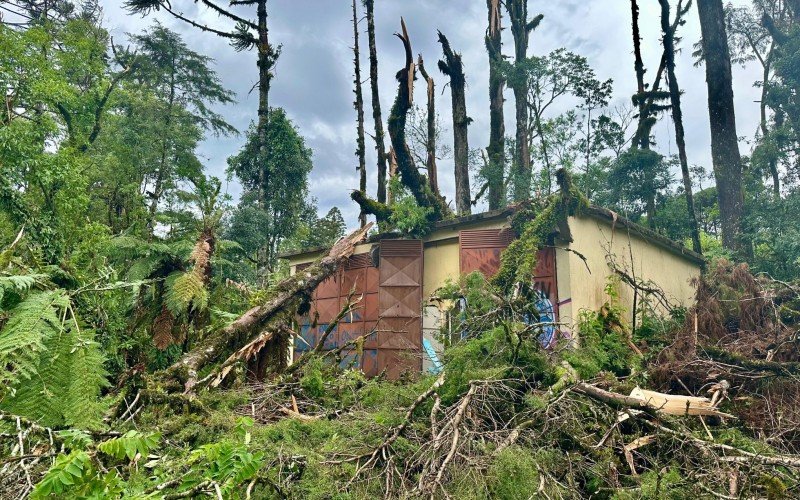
[279,204,705,265]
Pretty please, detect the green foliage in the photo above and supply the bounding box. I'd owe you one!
[486,446,542,499]
[563,279,638,379]
[387,175,434,237]
[165,270,208,317]
[97,430,160,461]
[0,290,69,388]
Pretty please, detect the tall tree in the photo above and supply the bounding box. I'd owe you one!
[485,0,506,209]
[438,31,471,215]
[417,55,440,196]
[505,0,543,201]
[362,0,388,204]
[124,0,279,240]
[129,23,235,235]
[658,0,702,254]
[227,109,313,278]
[697,0,746,253]
[352,0,367,228]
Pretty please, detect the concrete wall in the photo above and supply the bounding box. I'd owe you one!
[560,214,701,333]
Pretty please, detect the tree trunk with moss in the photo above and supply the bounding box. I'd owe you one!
[659,0,702,255]
[438,31,471,215]
[505,0,542,202]
[385,20,451,222]
[363,0,388,204]
[697,0,746,254]
[352,0,368,228]
[486,0,506,209]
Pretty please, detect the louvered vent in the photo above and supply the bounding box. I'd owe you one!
[379,239,422,257]
[345,253,372,269]
[460,229,515,249]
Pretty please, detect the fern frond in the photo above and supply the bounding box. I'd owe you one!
[165,271,208,317]
[2,326,108,428]
[0,290,68,387]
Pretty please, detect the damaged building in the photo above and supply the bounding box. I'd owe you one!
[281,205,703,379]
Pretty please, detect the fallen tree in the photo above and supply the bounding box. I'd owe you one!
[162,223,373,391]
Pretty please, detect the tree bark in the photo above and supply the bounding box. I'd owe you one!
[386,20,451,222]
[165,224,373,391]
[352,0,368,228]
[505,1,542,201]
[659,0,702,254]
[363,0,389,204]
[417,55,439,196]
[697,0,747,254]
[486,0,506,209]
[437,31,471,215]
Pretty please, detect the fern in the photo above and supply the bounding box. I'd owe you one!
[0,290,68,388]
[165,270,208,317]
[0,273,47,304]
[1,325,108,428]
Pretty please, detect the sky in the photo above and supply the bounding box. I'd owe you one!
[99,0,762,228]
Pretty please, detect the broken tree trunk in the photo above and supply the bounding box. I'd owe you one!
[352,0,368,228]
[486,0,506,210]
[351,18,452,222]
[363,0,389,205]
[438,31,471,216]
[164,223,373,392]
[417,55,440,196]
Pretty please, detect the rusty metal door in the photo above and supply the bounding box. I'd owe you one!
[363,239,423,379]
[295,253,379,370]
[459,229,558,319]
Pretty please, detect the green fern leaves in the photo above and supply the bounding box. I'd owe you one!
[1,324,109,428]
[165,270,208,317]
[0,290,68,388]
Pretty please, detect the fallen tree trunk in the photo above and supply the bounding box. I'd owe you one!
[163,223,373,391]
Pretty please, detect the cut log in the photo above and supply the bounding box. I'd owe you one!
[164,223,373,391]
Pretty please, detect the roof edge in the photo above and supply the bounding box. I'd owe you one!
[278,204,705,266]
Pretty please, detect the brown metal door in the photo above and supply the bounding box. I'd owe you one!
[367,239,423,379]
[295,252,380,368]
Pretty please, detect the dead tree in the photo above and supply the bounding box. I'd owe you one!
[352,20,451,223]
[417,55,440,196]
[352,0,368,228]
[363,0,389,204]
[486,0,506,210]
[163,224,373,392]
[505,0,543,201]
[438,31,471,216]
[697,0,746,254]
[658,0,702,255]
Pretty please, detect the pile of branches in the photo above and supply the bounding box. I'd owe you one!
[650,259,800,454]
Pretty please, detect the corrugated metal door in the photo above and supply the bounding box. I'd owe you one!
[364,239,423,379]
[295,253,379,369]
[459,229,558,319]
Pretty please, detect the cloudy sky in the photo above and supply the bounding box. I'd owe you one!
[100,0,761,227]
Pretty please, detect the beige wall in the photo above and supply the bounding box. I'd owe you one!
[284,213,702,339]
[559,215,701,333]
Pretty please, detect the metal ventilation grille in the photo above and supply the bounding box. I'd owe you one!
[459,229,515,249]
[345,253,372,269]
[379,239,423,257]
